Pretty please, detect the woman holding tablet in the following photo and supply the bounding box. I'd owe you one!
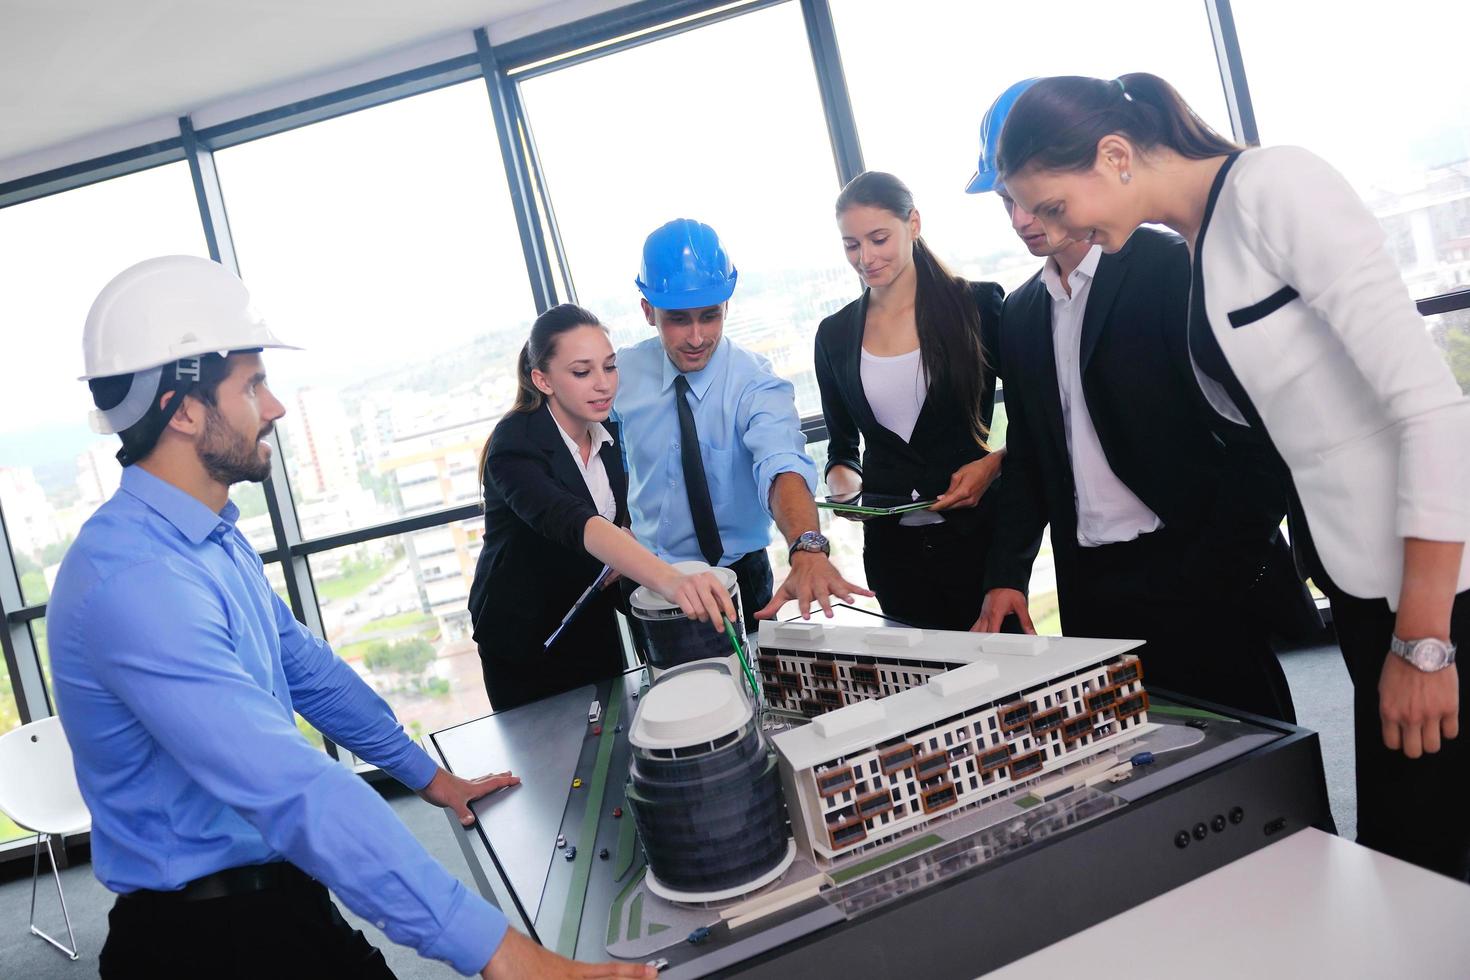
[814,171,1008,630]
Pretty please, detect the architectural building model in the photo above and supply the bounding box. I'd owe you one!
[625,660,796,904]
[756,620,1054,715]
[767,630,1149,867]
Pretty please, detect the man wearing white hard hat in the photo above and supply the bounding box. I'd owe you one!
[47,256,652,980]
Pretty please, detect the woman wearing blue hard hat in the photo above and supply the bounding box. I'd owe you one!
[998,73,1470,880]
[469,303,735,711]
[814,171,1006,630]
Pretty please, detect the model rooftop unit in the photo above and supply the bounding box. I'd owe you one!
[625,660,796,904]
[756,620,1061,716]
[769,631,1148,868]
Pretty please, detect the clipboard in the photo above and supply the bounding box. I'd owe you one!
[817,493,937,517]
[543,564,614,649]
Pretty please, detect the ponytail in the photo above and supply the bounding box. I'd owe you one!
[996,73,1239,179]
[479,304,606,496]
[511,341,543,414]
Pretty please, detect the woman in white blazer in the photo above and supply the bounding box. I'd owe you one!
[992,73,1470,881]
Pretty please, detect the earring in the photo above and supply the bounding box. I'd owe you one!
[1120,172,1132,184]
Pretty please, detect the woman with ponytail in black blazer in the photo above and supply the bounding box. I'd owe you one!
[469,304,734,711]
[815,172,1012,630]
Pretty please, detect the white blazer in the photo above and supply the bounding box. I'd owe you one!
[1190,145,1470,607]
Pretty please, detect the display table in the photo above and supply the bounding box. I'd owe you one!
[988,827,1470,979]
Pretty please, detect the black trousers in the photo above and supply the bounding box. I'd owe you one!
[1066,530,1299,724]
[1325,584,1470,881]
[100,864,397,979]
[862,518,989,631]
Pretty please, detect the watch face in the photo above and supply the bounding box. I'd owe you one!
[1412,639,1452,671]
[795,531,829,553]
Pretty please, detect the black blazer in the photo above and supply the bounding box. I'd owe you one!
[984,227,1318,637]
[814,280,1005,536]
[468,402,629,659]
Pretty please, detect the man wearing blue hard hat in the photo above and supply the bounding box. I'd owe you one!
[967,81,1317,722]
[616,218,870,627]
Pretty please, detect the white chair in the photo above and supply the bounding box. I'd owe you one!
[0,716,92,960]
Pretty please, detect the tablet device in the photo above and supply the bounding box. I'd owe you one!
[817,492,937,516]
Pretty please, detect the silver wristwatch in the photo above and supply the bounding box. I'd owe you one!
[1389,635,1457,672]
[789,530,830,559]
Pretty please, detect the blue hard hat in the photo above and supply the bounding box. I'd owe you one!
[635,219,738,310]
[965,78,1040,194]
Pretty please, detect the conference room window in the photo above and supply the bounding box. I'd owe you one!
[306,527,491,748]
[517,1,854,421]
[0,162,212,606]
[1232,0,1470,301]
[830,0,1230,295]
[213,80,537,544]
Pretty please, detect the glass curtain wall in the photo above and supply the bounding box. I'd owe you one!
[830,0,1231,295]
[517,2,856,420]
[214,79,535,735]
[1232,0,1470,301]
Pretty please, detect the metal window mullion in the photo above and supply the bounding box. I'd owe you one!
[514,82,578,305]
[1205,0,1260,146]
[0,502,50,723]
[475,29,559,313]
[182,116,340,760]
[798,0,865,185]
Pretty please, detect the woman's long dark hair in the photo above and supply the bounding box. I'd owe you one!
[836,171,989,448]
[480,303,606,487]
[996,73,1239,179]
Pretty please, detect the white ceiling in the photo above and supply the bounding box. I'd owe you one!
[0,0,626,170]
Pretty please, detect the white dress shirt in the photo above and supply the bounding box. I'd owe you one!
[860,345,945,526]
[1042,245,1163,547]
[553,416,617,522]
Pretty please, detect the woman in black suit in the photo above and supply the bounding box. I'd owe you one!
[469,304,734,711]
[815,171,1006,630]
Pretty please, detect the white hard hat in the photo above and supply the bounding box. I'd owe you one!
[80,255,298,434]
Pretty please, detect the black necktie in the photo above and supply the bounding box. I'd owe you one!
[674,375,724,567]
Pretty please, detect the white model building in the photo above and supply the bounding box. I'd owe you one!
[757,620,1056,715]
[768,631,1148,867]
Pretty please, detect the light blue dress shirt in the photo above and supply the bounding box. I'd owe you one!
[614,336,816,565]
[48,467,504,976]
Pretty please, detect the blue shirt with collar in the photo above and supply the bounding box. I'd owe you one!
[614,335,816,565]
[47,467,504,976]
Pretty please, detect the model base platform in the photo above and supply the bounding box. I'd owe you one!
[427,651,1331,977]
